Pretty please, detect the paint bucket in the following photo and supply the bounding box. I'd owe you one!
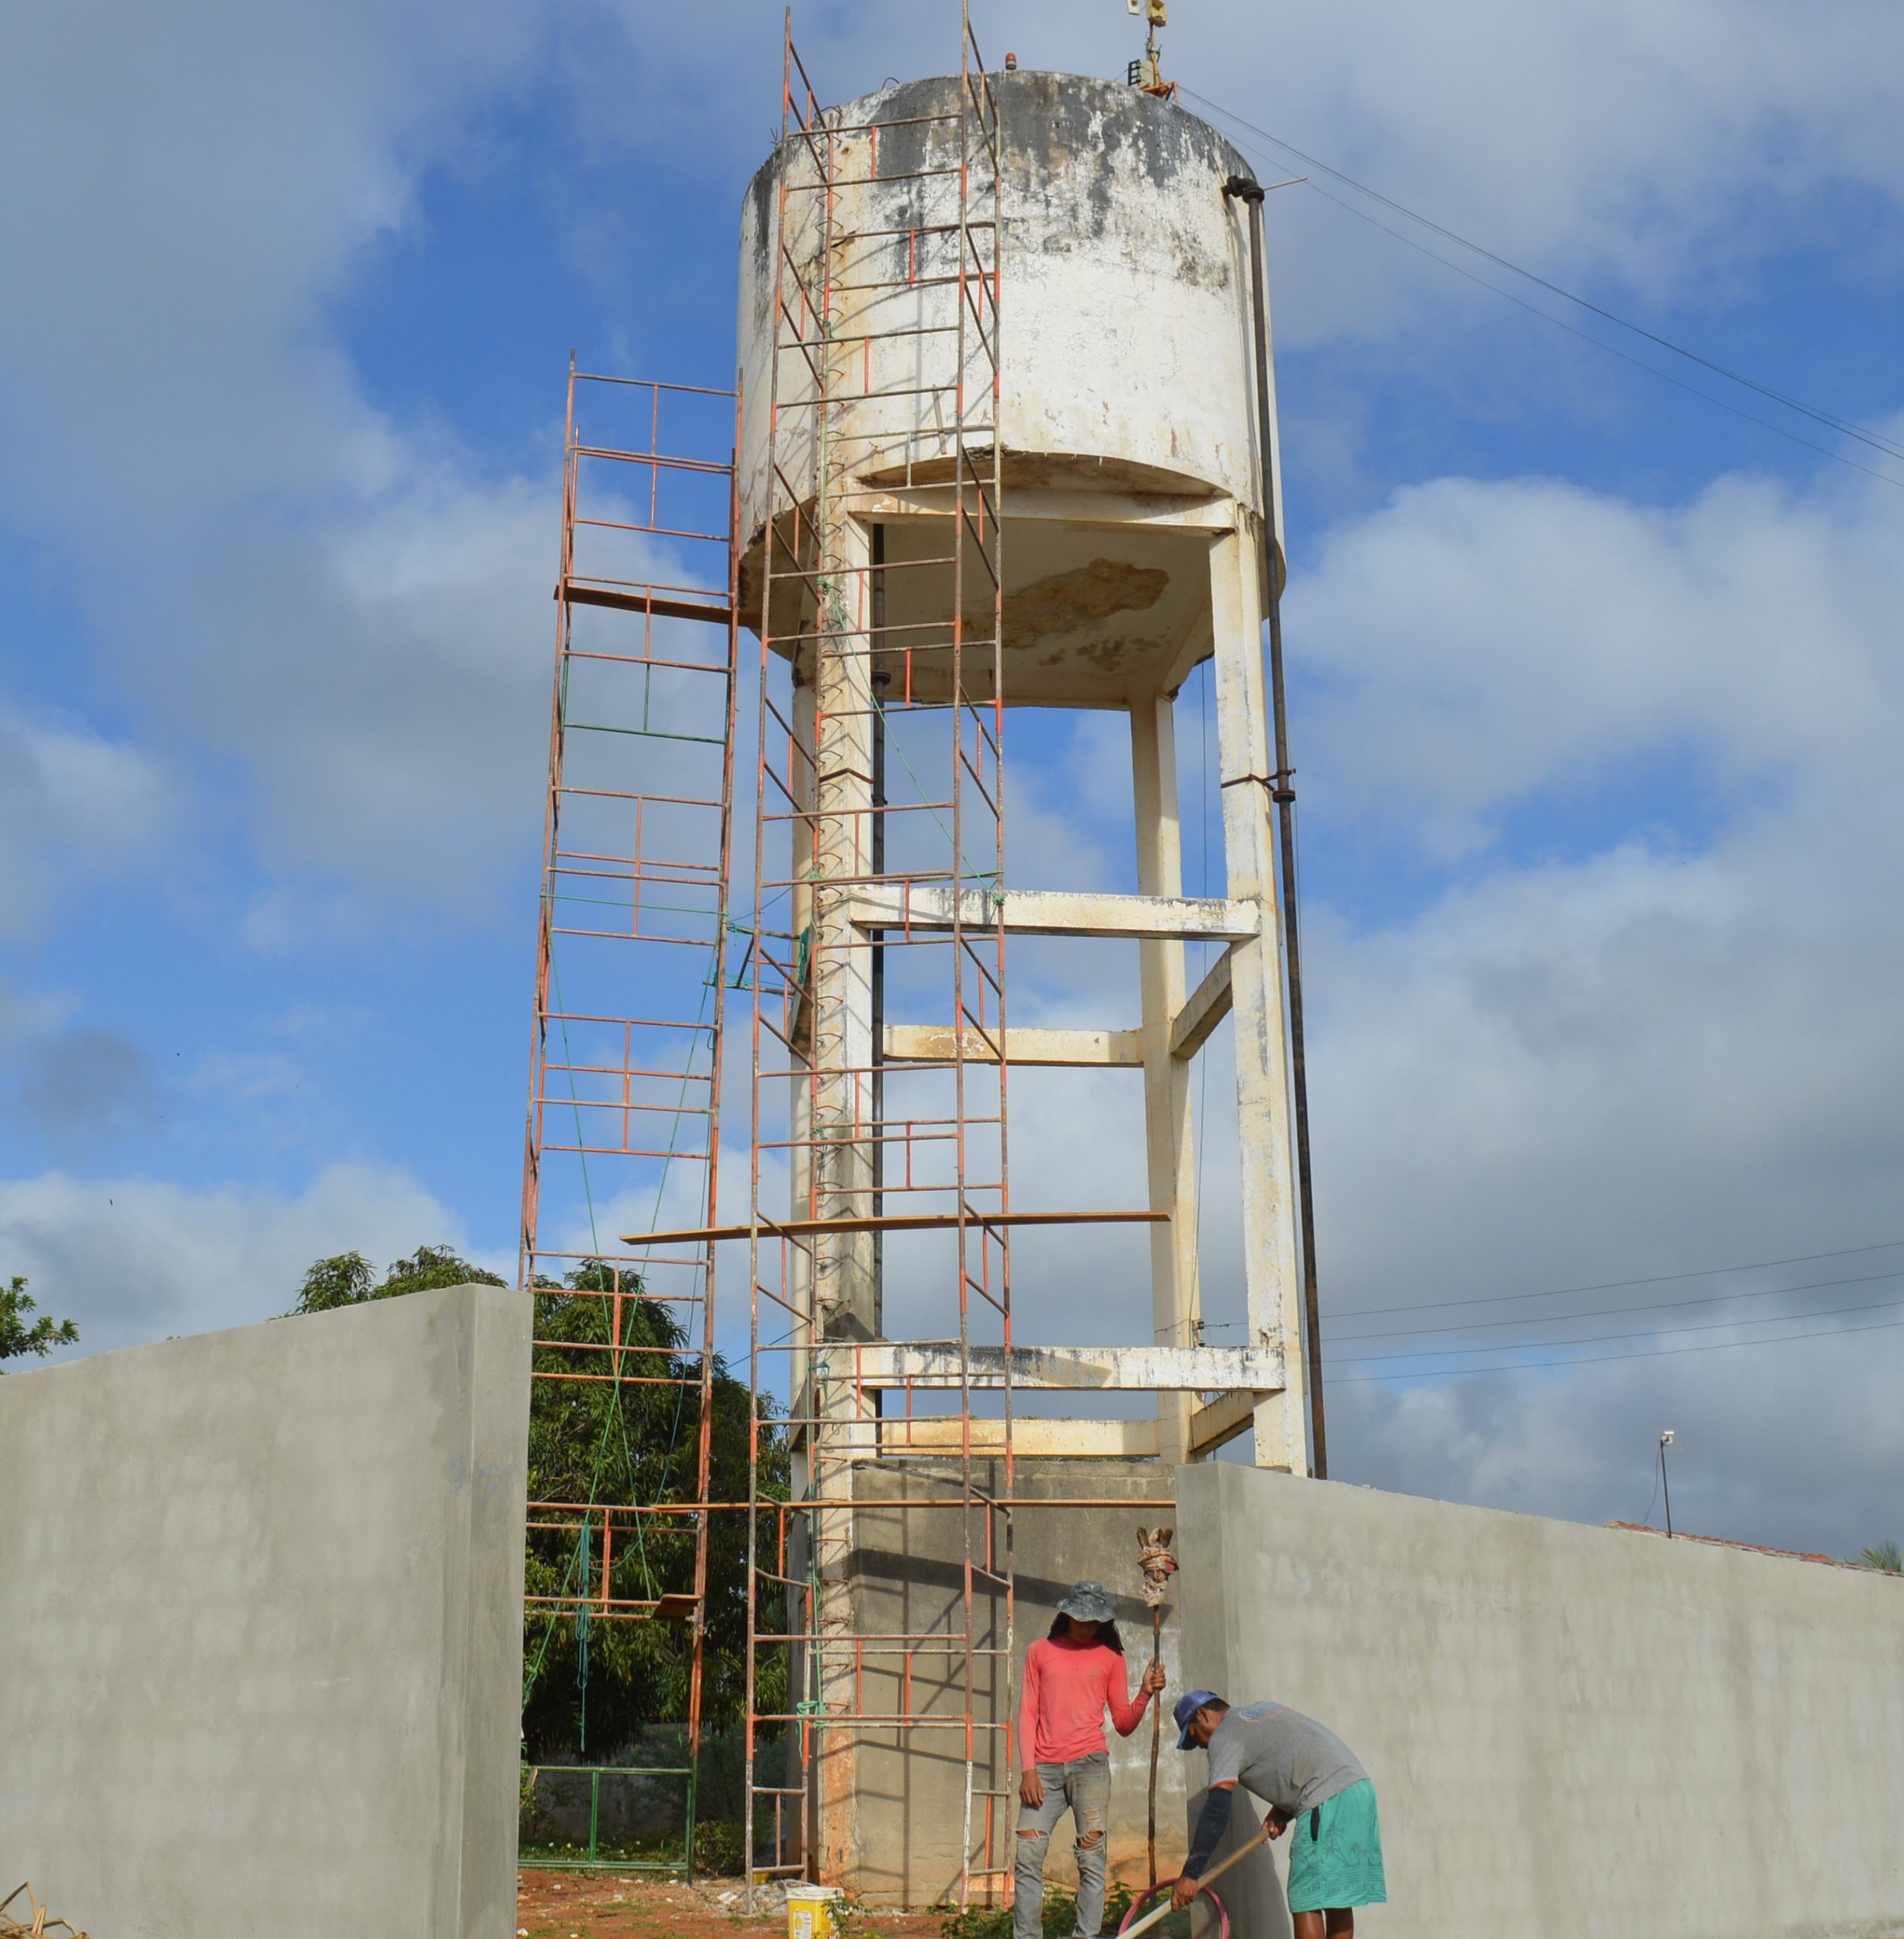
[788,1883,843,1939]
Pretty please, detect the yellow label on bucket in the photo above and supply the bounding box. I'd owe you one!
[787,1884,841,1939]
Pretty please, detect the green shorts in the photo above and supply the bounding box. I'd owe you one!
[1285,1778,1387,1914]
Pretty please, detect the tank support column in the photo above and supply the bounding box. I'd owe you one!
[1131,692,1203,1466]
[802,509,882,1886]
[1208,522,1310,1475]
[806,513,879,1342]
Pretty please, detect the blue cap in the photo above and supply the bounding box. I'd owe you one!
[1174,1690,1221,1750]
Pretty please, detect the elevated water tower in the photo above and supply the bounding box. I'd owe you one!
[727,14,1319,1901]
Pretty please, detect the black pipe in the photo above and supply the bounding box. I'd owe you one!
[1225,174,1327,1478]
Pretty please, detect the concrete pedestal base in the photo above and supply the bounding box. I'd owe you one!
[798,1457,1183,1908]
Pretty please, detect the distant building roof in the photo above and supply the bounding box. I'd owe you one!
[1606,1522,1896,1573]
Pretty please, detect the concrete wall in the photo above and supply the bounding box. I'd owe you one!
[0,1283,532,1939]
[829,1458,1186,1906]
[1176,1463,1904,1939]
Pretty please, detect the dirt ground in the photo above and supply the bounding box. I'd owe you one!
[517,1870,950,1939]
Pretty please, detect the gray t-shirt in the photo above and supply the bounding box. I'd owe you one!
[1204,1701,1366,1817]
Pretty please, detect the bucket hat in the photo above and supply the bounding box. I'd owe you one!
[1056,1579,1116,1625]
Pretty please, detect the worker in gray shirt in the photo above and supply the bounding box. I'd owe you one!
[1171,1691,1386,1937]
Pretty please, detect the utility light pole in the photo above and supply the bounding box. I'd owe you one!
[1659,1429,1677,1538]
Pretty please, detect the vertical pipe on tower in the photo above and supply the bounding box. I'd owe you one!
[1229,174,1327,1478]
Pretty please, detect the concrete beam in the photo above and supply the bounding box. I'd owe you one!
[874,1417,1161,1458]
[883,1024,1142,1067]
[838,1343,1283,1391]
[1170,948,1235,1061]
[1185,1384,1264,1457]
[842,484,1237,535]
[848,883,1259,942]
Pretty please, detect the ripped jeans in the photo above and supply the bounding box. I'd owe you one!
[1014,1750,1110,1939]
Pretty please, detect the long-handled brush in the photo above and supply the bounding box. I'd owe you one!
[1135,1525,1178,1890]
[1118,1820,1274,1939]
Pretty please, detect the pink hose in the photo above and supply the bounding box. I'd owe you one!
[1117,1881,1231,1937]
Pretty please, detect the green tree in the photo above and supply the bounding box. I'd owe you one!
[1855,1539,1902,1573]
[291,1244,504,1311]
[0,1275,78,1369]
[521,1260,787,1759]
[287,1246,785,1763]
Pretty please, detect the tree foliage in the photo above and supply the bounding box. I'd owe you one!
[291,1244,504,1311]
[523,1260,787,1759]
[0,1275,78,1369]
[1855,1539,1903,1573]
[289,1245,785,1764]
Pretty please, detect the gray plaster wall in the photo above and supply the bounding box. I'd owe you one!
[1176,1463,1904,1939]
[838,1458,1185,1906]
[0,1282,532,1938]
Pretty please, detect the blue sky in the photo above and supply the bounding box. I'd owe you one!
[5,0,1904,1557]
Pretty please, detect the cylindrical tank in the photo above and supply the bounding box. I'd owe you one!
[736,70,1270,708]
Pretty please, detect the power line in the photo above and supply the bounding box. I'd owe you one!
[1327,1235,1904,1322]
[1327,1307,1904,1385]
[1336,1288,1904,1367]
[1331,1263,1904,1345]
[1286,175,1904,493]
[1185,89,1904,470]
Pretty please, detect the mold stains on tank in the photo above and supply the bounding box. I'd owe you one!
[966,557,1169,653]
[772,71,1251,286]
[742,147,779,288]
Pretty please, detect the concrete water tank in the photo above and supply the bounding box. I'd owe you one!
[735,70,1276,709]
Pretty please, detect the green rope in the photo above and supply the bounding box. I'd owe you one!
[522,932,718,1715]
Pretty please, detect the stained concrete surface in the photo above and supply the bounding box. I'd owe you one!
[0,1282,531,1938]
[1176,1463,1904,1939]
[819,1457,1186,1906]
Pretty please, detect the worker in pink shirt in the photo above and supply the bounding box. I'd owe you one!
[1014,1580,1167,1939]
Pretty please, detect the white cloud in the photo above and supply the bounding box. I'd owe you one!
[593,1,1904,348]
[1272,453,1904,1555]
[0,1160,498,1358]
[4,0,1901,929]
[156,472,554,905]
[0,0,554,925]
[2,0,1900,1566]
[0,704,176,937]
[813,444,1904,1555]
[1212,0,1904,348]
[1292,454,1904,854]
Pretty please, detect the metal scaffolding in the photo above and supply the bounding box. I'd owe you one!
[740,10,1015,1906]
[516,2,1322,1908]
[517,364,740,1869]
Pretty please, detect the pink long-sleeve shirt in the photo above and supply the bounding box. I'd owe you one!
[1018,1636,1150,1768]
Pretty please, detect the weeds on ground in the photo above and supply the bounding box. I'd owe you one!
[691,1819,748,1875]
[938,1882,1135,1939]
[517,1817,747,1878]
[832,1894,905,1939]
